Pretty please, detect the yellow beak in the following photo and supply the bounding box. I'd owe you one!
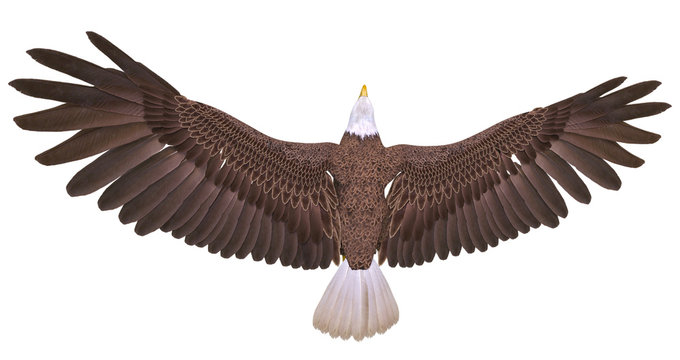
[359,84,368,98]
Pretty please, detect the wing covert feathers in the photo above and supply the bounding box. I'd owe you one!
[381,77,669,267]
[11,32,340,269]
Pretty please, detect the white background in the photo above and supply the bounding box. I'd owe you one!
[1,1,678,359]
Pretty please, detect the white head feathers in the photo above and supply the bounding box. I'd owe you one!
[345,91,378,139]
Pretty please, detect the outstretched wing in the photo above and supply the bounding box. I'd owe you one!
[381,77,669,267]
[10,32,340,269]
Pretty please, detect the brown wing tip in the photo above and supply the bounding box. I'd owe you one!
[584,76,627,98]
[34,152,55,166]
[649,80,662,87]
[8,79,22,91]
[658,102,672,112]
[10,80,38,131]
[610,76,628,86]
[85,31,103,42]
[623,80,663,101]
[25,48,46,60]
[8,79,38,97]
[25,48,67,67]
[85,31,118,54]
[639,80,662,92]
[65,175,92,197]
[65,183,80,197]
[14,117,30,130]
[134,224,153,237]
[97,196,116,211]
[609,178,622,191]
[637,102,669,144]
[648,102,669,145]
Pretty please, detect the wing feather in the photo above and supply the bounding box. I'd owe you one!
[222,201,259,258]
[67,135,164,196]
[135,166,205,236]
[15,104,143,131]
[567,123,660,144]
[251,217,272,262]
[176,187,221,241]
[163,179,217,233]
[119,160,196,224]
[235,206,265,259]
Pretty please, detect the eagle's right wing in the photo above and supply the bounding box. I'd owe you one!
[382,77,670,267]
[10,32,341,269]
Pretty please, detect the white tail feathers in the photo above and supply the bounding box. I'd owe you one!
[313,258,399,341]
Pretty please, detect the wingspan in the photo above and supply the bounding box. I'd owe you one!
[10,32,340,269]
[381,77,670,267]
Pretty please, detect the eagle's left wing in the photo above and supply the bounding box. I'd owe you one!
[10,32,341,269]
[381,78,669,267]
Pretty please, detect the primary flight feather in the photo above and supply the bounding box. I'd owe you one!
[10,32,670,341]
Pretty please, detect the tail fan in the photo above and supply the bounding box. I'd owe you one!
[313,258,399,340]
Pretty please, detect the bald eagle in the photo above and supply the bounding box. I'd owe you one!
[10,32,670,340]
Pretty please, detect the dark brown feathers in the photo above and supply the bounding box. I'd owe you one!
[9,79,145,116]
[26,48,143,103]
[14,104,143,131]
[10,32,340,270]
[67,135,164,196]
[381,77,669,267]
[35,123,153,165]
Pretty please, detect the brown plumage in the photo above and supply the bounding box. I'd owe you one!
[13,32,341,271]
[10,32,670,340]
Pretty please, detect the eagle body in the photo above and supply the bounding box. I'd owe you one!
[333,132,394,269]
[10,32,670,341]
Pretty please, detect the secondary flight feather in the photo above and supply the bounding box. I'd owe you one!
[10,32,670,341]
